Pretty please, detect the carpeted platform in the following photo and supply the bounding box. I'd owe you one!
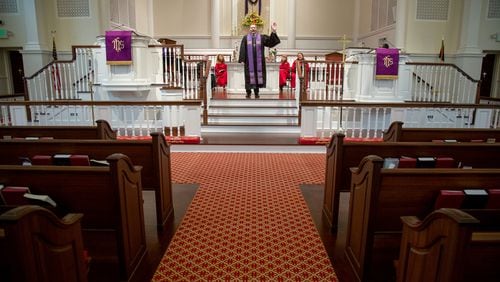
[152,152,338,281]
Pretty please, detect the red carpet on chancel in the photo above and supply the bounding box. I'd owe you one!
[152,152,338,281]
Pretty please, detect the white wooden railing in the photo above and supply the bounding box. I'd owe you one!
[408,63,479,104]
[299,60,480,104]
[0,101,202,137]
[300,102,500,139]
[24,46,97,101]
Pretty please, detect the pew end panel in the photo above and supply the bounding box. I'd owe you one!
[396,208,478,282]
[0,153,146,281]
[323,133,345,231]
[0,205,87,282]
[382,121,403,142]
[397,208,500,282]
[345,155,500,282]
[151,132,174,228]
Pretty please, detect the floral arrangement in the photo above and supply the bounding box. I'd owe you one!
[241,11,264,28]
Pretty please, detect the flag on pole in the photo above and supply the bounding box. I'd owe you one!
[51,36,62,96]
[438,38,444,62]
[52,36,58,60]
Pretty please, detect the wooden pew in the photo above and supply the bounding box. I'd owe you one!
[0,119,116,140]
[0,132,173,228]
[383,121,500,142]
[345,155,500,282]
[0,205,87,282]
[396,208,500,282]
[323,133,500,231]
[0,154,146,281]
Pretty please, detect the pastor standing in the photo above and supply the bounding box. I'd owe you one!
[238,22,280,98]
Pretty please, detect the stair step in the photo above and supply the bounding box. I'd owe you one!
[202,124,300,134]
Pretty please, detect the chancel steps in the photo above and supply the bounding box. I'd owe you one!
[204,97,299,134]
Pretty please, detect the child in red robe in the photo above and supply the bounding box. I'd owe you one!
[215,54,227,88]
[279,55,290,91]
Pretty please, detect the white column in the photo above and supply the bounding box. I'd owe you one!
[458,0,482,54]
[20,0,50,77]
[23,0,45,51]
[231,0,238,36]
[147,0,155,37]
[352,0,361,45]
[455,0,483,80]
[395,0,407,50]
[211,0,221,48]
[287,0,296,49]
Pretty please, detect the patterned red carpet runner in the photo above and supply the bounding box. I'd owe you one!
[152,153,338,281]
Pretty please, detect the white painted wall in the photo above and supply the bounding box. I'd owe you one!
[404,0,463,55]
[479,1,500,51]
[153,0,211,37]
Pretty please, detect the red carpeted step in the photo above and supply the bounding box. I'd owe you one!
[117,135,201,144]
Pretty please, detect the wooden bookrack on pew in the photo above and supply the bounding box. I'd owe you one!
[344,155,500,282]
[0,205,87,282]
[0,154,146,282]
[0,119,117,140]
[0,132,173,228]
[383,121,500,142]
[396,208,500,282]
[323,133,500,231]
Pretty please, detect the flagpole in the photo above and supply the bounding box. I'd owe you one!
[338,34,351,133]
[88,54,95,124]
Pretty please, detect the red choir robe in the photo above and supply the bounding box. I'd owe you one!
[215,62,227,87]
[279,61,290,88]
[291,59,310,89]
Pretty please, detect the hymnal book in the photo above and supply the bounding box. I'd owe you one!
[53,154,71,166]
[486,189,500,209]
[398,156,416,168]
[19,157,32,166]
[25,136,40,140]
[434,190,465,209]
[70,155,90,166]
[486,138,496,143]
[470,139,484,143]
[24,193,57,207]
[383,158,399,169]
[31,155,53,165]
[443,139,458,143]
[0,186,31,205]
[461,189,488,209]
[2,135,12,140]
[435,157,456,168]
[90,159,110,167]
[40,136,54,140]
[416,157,436,168]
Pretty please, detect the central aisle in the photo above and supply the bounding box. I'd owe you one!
[152,152,338,281]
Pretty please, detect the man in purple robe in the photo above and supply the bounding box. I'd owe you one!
[239,22,280,98]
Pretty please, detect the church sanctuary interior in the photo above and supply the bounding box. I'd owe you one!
[1,0,500,281]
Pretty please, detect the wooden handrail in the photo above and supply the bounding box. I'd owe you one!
[0,100,203,106]
[407,62,479,83]
[300,100,500,109]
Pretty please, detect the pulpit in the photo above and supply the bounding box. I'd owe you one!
[343,48,411,102]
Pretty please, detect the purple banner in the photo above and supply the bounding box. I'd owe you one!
[375,48,399,79]
[105,31,132,65]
